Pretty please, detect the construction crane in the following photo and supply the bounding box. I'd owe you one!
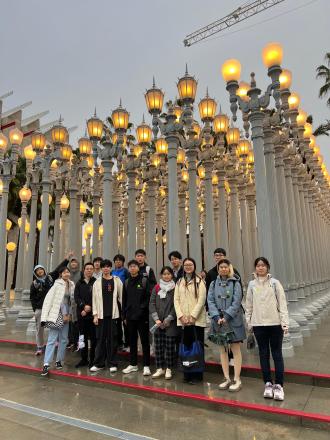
[183,0,285,47]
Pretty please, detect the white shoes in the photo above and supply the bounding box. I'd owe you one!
[122,365,138,374]
[143,366,151,376]
[273,384,285,401]
[109,367,118,373]
[263,382,274,399]
[228,380,242,392]
[219,378,231,390]
[152,368,165,378]
[89,366,104,372]
[165,369,172,380]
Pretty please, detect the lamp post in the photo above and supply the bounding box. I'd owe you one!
[60,194,70,258]
[5,242,16,307]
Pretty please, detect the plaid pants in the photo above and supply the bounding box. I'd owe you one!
[154,329,176,369]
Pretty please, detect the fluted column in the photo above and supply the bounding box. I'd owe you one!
[127,163,137,260]
[122,200,128,258]
[144,192,149,256]
[147,177,157,269]
[38,178,50,267]
[203,159,216,270]
[178,189,187,257]
[246,189,258,265]
[238,180,251,285]
[227,173,243,276]
[166,137,180,254]
[102,159,114,259]
[216,165,229,251]
[52,190,61,267]
[0,177,10,297]
[156,211,163,274]
[112,197,120,256]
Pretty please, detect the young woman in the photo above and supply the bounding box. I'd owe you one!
[245,257,289,401]
[174,258,206,384]
[40,266,74,376]
[149,266,177,380]
[207,259,246,392]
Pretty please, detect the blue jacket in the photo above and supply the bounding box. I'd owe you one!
[207,276,246,342]
[112,267,129,284]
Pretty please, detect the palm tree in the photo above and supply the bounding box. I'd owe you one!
[316,52,330,107]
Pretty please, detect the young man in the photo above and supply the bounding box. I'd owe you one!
[112,254,129,351]
[122,260,151,376]
[134,249,157,292]
[168,251,184,282]
[93,257,103,280]
[90,259,123,373]
[74,262,96,368]
[205,248,242,292]
[30,251,73,355]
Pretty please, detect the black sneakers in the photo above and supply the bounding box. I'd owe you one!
[75,360,88,368]
[41,365,49,376]
[55,361,63,370]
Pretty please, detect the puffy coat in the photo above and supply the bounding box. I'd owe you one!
[92,276,123,320]
[41,278,74,324]
[174,276,207,327]
[207,276,246,342]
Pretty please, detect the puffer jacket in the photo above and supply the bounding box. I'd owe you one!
[174,276,207,327]
[245,274,289,328]
[207,276,246,342]
[41,278,74,324]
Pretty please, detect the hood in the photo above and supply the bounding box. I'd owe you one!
[216,275,238,283]
[253,273,272,281]
[33,264,47,281]
[68,258,80,272]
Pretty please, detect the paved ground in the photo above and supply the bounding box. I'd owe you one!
[1,370,330,440]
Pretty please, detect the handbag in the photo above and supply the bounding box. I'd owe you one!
[178,327,204,373]
[45,310,64,330]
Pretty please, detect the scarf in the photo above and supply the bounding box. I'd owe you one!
[158,279,175,299]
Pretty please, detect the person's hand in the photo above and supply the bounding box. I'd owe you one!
[156,320,162,327]
[189,316,196,325]
[66,250,74,259]
[81,311,87,317]
[63,314,70,323]
[218,318,226,326]
[282,325,289,335]
[163,320,170,328]
[40,321,46,327]
[179,316,188,326]
[93,316,99,326]
[84,305,91,313]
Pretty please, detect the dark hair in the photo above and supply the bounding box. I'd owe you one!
[101,259,112,268]
[254,257,270,270]
[113,254,125,263]
[182,257,199,299]
[84,262,94,269]
[168,251,182,261]
[93,257,103,264]
[135,249,146,256]
[128,259,140,268]
[160,266,174,277]
[70,258,79,263]
[214,248,226,256]
[59,266,70,275]
[217,258,231,270]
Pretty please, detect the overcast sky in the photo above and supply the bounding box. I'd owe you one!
[1,0,330,164]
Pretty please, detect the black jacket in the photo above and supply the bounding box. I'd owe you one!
[74,277,96,320]
[29,259,69,312]
[173,266,184,283]
[139,263,157,292]
[122,274,150,321]
[206,265,242,292]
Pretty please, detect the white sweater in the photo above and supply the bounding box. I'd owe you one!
[92,276,123,319]
[41,279,75,324]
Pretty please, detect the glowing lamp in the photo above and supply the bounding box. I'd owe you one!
[31,132,46,152]
[191,121,201,139]
[173,105,183,122]
[213,113,229,134]
[80,200,87,215]
[85,223,93,236]
[136,120,152,144]
[60,144,72,161]
[212,173,219,185]
[78,137,92,156]
[181,168,189,182]
[177,69,197,101]
[198,94,216,121]
[6,219,12,231]
[150,153,160,167]
[288,92,300,110]
[226,127,240,146]
[262,42,283,68]
[0,132,8,150]
[87,115,103,140]
[222,59,241,82]
[159,186,166,198]
[296,109,307,127]
[24,145,36,160]
[99,224,104,238]
[279,69,292,90]
[237,139,251,157]
[9,128,23,146]
[51,124,68,145]
[112,103,129,131]
[237,81,250,102]
[19,187,32,202]
[6,242,16,252]
[37,220,42,232]
[155,137,168,155]
[60,194,70,211]
[197,164,205,179]
[133,144,143,157]
[177,148,185,164]
[40,193,52,205]
[145,81,164,114]
[303,123,313,139]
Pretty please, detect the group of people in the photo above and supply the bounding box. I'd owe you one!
[30,246,289,401]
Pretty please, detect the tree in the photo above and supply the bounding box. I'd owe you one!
[316,52,330,107]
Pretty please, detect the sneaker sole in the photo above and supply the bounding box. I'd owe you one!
[229,385,242,392]
[263,394,274,399]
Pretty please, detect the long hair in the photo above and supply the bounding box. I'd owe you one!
[182,257,200,299]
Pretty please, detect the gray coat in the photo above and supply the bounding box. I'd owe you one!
[207,276,246,342]
[149,285,178,337]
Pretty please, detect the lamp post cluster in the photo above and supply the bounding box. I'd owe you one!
[1,42,330,356]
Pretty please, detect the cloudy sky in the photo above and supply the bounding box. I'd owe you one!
[1,0,329,163]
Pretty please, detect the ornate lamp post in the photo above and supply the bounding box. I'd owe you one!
[60,194,70,258]
[5,241,16,306]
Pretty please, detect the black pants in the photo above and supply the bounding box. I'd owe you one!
[127,319,150,366]
[117,318,129,348]
[93,317,118,367]
[181,326,204,382]
[253,325,284,386]
[68,321,79,346]
[77,318,96,364]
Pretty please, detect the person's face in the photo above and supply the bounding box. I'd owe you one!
[135,253,145,265]
[218,263,230,278]
[183,260,195,274]
[129,264,139,276]
[36,268,45,278]
[84,265,94,279]
[61,269,71,281]
[94,260,101,270]
[170,256,181,269]
[214,253,225,264]
[70,260,78,270]
[255,261,268,277]
[114,259,123,269]
[162,269,173,282]
[102,265,112,276]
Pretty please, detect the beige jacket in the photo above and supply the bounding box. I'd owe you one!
[174,276,207,327]
[245,274,289,329]
[92,276,123,320]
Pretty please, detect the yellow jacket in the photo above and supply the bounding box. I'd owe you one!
[174,276,207,327]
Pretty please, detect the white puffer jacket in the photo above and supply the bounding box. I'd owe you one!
[41,278,75,324]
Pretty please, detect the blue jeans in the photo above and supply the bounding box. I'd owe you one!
[44,322,69,366]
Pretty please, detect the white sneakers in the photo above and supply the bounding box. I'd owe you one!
[89,366,104,372]
[219,378,231,390]
[228,380,242,392]
[165,369,172,380]
[122,365,138,374]
[109,367,118,373]
[143,366,151,376]
[263,382,285,400]
[152,368,165,378]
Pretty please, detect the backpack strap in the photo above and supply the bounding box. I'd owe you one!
[124,279,129,290]
[155,284,160,294]
[142,276,147,291]
[146,265,151,277]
